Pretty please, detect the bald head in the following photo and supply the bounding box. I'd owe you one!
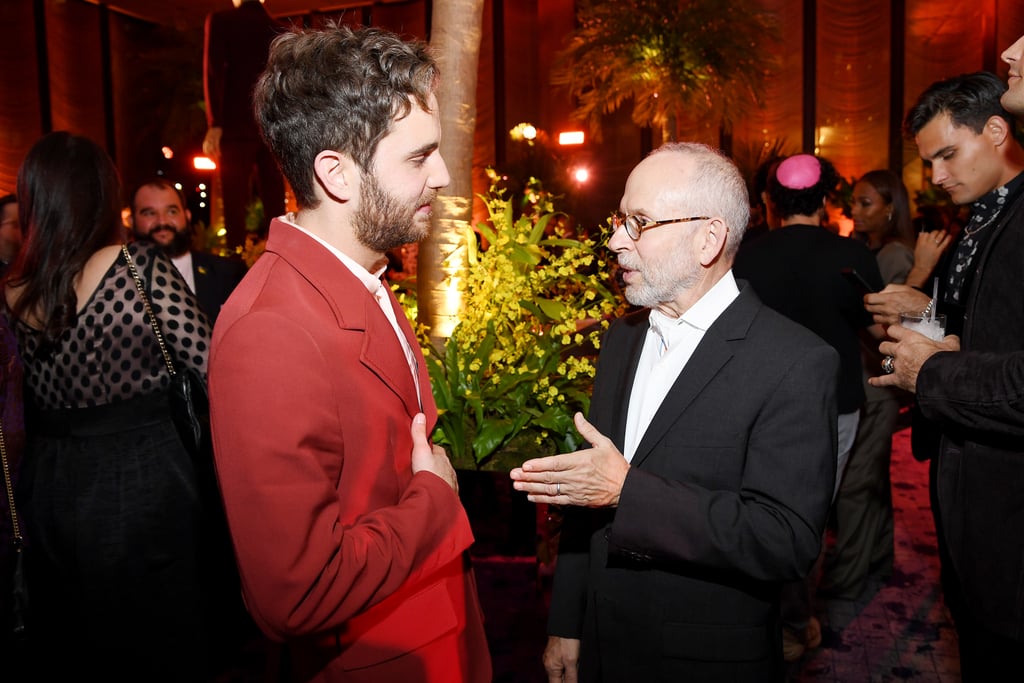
[640,143,750,258]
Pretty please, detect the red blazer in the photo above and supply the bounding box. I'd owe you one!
[209,219,491,682]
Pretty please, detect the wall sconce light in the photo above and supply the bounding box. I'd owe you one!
[193,155,217,171]
[558,131,585,145]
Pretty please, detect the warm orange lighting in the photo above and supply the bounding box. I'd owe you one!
[509,122,539,142]
[193,155,217,170]
[572,167,590,183]
[835,216,854,237]
[558,131,585,145]
[161,146,174,160]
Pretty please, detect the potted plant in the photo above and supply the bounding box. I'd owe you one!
[408,177,623,556]
[418,176,624,473]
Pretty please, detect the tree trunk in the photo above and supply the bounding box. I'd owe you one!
[419,0,485,341]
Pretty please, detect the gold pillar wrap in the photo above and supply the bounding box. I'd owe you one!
[418,194,471,340]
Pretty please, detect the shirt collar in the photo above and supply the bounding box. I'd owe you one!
[967,170,1024,228]
[280,213,387,296]
[650,270,740,333]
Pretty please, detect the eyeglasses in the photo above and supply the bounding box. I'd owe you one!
[610,211,711,241]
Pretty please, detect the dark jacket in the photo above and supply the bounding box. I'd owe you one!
[733,225,883,413]
[547,283,838,682]
[915,177,1024,641]
[190,250,247,325]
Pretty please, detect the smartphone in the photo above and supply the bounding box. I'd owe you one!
[840,268,877,296]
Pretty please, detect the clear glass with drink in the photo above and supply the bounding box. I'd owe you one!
[899,312,947,341]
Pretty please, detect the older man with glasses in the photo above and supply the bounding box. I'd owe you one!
[511,142,839,682]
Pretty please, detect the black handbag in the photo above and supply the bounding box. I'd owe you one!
[122,245,208,458]
[1,417,28,639]
[166,367,209,460]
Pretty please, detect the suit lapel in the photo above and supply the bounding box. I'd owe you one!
[964,179,1024,339]
[628,286,759,468]
[190,255,210,308]
[605,314,648,449]
[265,220,427,423]
[379,285,437,425]
[357,295,425,420]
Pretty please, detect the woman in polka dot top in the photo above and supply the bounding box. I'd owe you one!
[3,132,215,681]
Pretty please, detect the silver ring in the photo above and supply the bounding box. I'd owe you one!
[556,482,561,496]
[881,356,895,374]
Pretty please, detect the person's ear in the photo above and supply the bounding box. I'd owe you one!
[698,217,728,266]
[985,115,1010,146]
[313,150,358,203]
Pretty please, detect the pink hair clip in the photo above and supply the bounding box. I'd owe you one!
[776,154,821,190]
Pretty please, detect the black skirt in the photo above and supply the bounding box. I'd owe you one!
[19,392,209,682]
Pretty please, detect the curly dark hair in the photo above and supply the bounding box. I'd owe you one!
[254,24,438,209]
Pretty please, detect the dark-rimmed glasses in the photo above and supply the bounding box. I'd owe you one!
[610,211,711,241]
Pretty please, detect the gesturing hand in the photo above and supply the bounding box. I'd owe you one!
[509,413,629,508]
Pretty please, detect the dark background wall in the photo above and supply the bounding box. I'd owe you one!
[2,0,1024,233]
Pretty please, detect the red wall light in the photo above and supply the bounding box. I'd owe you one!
[193,155,217,170]
[558,131,585,146]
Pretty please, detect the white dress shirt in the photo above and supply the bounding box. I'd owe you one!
[281,215,422,407]
[170,251,196,294]
[622,271,741,462]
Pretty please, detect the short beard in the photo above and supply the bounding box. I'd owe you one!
[618,251,701,309]
[353,172,432,253]
[137,224,193,258]
[162,229,193,257]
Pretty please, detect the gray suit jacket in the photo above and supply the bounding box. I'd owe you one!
[548,281,839,682]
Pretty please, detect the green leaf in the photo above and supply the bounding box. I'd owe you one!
[472,418,516,462]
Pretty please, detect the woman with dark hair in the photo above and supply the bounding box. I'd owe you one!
[4,132,213,681]
[851,169,952,288]
[851,169,915,282]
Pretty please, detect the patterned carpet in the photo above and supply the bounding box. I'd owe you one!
[473,423,962,682]
[787,425,960,682]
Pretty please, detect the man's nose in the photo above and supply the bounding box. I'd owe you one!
[607,222,631,252]
[429,155,451,190]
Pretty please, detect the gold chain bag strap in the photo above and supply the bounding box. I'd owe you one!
[121,244,207,457]
[1,417,28,637]
[122,244,178,380]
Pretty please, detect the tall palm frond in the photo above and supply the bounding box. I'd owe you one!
[552,0,779,141]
